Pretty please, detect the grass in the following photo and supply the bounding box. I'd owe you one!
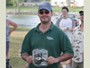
[6,6,38,11]
[9,28,29,68]
[6,6,83,12]
[52,6,83,12]
[6,6,83,15]
[9,25,31,31]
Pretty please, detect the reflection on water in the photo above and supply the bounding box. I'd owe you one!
[7,14,59,28]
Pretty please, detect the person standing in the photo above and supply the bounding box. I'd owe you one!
[71,11,84,68]
[6,19,18,68]
[56,6,75,42]
[21,2,74,68]
[56,7,75,68]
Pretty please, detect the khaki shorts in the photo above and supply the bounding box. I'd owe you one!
[72,61,83,68]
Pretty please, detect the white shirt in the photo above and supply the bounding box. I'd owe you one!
[71,26,84,62]
[59,18,73,41]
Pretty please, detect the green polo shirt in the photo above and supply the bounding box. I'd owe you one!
[21,23,74,68]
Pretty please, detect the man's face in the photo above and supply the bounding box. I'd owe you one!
[62,9,68,17]
[38,9,53,24]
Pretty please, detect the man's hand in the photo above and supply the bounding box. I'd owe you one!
[68,27,73,31]
[67,59,72,65]
[61,28,67,32]
[26,56,33,64]
[21,53,33,64]
[48,56,59,65]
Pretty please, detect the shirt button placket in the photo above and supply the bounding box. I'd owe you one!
[40,32,44,39]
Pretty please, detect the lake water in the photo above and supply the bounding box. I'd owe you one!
[7,14,59,28]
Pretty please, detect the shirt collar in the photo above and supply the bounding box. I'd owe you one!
[35,22,54,32]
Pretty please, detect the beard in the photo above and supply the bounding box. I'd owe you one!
[41,20,49,24]
[40,16,51,24]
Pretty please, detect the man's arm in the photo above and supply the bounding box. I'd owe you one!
[7,19,18,35]
[60,27,67,32]
[68,26,75,32]
[55,17,62,27]
[48,53,73,64]
[21,53,33,64]
[68,18,75,31]
[56,53,73,62]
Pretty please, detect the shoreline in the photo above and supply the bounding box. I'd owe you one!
[6,10,60,16]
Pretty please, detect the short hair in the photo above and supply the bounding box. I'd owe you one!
[79,11,84,16]
[61,6,69,12]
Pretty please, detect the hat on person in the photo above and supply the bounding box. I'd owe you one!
[79,11,84,16]
[38,1,52,11]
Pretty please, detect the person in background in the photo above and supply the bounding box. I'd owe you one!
[21,1,74,68]
[56,6,75,42]
[6,19,18,68]
[71,11,84,68]
[56,6,75,68]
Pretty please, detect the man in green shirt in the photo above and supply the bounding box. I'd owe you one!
[21,1,74,68]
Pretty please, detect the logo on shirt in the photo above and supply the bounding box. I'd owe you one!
[47,36,54,40]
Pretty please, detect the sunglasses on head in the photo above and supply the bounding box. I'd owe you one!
[39,10,49,14]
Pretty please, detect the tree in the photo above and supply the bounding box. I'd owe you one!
[66,0,71,7]
[45,0,51,2]
[11,0,23,7]
[24,0,27,2]
[10,0,24,13]
[6,0,12,6]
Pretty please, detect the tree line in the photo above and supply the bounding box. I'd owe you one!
[6,0,51,6]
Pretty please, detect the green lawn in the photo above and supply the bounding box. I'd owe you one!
[9,29,29,68]
[6,6,83,12]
